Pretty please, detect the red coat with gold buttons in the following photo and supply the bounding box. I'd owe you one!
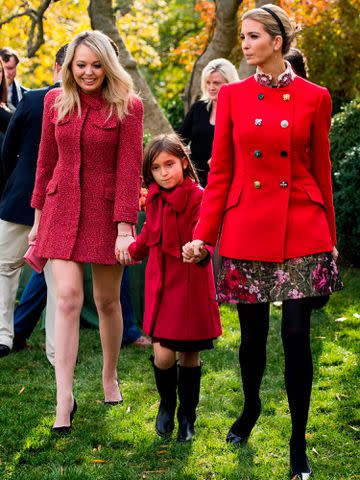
[194,76,336,262]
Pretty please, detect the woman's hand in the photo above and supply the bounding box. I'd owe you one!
[28,209,42,244]
[182,239,206,263]
[115,235,134,265]
[332,246,339,262]
[28,224,38,244]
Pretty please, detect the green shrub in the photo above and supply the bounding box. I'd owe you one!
[330,99,360,174]
[333,145,360,265]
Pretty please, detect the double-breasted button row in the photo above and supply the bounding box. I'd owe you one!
[253,118,289,128]
[253,181,289,189]
[253,150,288,158]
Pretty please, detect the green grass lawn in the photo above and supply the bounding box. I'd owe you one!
[0,268,359,480]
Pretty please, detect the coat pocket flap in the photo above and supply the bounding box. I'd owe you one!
[225,183,244,211]
[302,184,325,207]
[46,181,58,195]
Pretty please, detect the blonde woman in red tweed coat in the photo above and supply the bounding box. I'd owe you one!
[30,31,143,433]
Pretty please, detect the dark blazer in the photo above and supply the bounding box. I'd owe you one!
[10,80,28,108]
[0,84,58,226]
[0,107,12,196]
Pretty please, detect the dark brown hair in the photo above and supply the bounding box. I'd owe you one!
[0,58,9,104]
[285,47,308,79]
[0,47,20,65]
[142,133,199,188]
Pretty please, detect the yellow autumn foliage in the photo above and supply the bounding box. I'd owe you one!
[1,0,90,89]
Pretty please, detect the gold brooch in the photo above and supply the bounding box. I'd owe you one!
[283,94,290,101]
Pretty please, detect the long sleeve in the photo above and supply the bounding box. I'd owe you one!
[1,104,18,178]
[309,88,337,245]
[193,85,234,245]
[177,104,194,144]
[128,221,149,261]
[31,91,58,210]
[114,96,144,224]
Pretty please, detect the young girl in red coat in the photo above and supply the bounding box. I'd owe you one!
[124,133,222,442]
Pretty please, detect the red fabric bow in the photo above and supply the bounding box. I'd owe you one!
[146,179,190,257]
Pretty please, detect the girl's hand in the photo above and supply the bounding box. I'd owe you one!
[332,246,339,262]
[115,235,134,265]
[182,239,205,263]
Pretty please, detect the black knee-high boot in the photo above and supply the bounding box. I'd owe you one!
[227,303,269,445]
[282,299,313,477]
[177,364,201,442]
[150,356,177,437]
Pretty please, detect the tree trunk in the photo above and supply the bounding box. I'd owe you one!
[183,0,243,112]
[88,0,173,135]
[238,0,273,79]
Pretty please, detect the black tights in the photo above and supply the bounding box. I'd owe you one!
[232,299,313,469]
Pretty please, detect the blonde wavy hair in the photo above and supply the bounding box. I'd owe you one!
[55,30,134,122]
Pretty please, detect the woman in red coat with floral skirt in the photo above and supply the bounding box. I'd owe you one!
[183,5,342,478]
[30,31,143,432]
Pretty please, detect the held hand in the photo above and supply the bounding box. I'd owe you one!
[115,235,134,265]
[182,239,206,263]
[332,246,339,262]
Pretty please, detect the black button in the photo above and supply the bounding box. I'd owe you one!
[258,93,265,100]
[254,150,262,158]
[281,151,288,157]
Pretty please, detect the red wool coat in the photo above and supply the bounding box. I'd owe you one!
[128,178,222,341]
[194,76,336,262]
[31,89,143,264]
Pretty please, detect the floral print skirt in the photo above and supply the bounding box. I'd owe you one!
[216,252,343,304]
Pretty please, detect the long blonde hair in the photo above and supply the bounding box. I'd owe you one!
[55,30,134,121]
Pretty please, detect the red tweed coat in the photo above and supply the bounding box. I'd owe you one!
[31,88,143,264]
[194,76,336,262]
[128,178,222,341]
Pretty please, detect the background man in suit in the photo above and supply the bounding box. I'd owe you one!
[0,47,28,109]
[0,45,67,362]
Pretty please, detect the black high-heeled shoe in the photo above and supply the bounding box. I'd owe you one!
[226,431,249,445]
[51,398,77,434]
[226,401,261,446]
[290,454,312,479]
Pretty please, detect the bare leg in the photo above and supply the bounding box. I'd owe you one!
[51,260,84,428]
[153,343,176,369]
[178,351,200,367]
[92,264,123,403]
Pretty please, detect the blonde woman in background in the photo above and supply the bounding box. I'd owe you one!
[178,58,239,187]
[30,31,143,433]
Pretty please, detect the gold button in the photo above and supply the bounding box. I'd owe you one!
[254,181,261,189]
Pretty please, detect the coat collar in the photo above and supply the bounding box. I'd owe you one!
[146,177,193,212]
[255,60,295,88]
[146,177,195,257]
[78,89,104,110]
